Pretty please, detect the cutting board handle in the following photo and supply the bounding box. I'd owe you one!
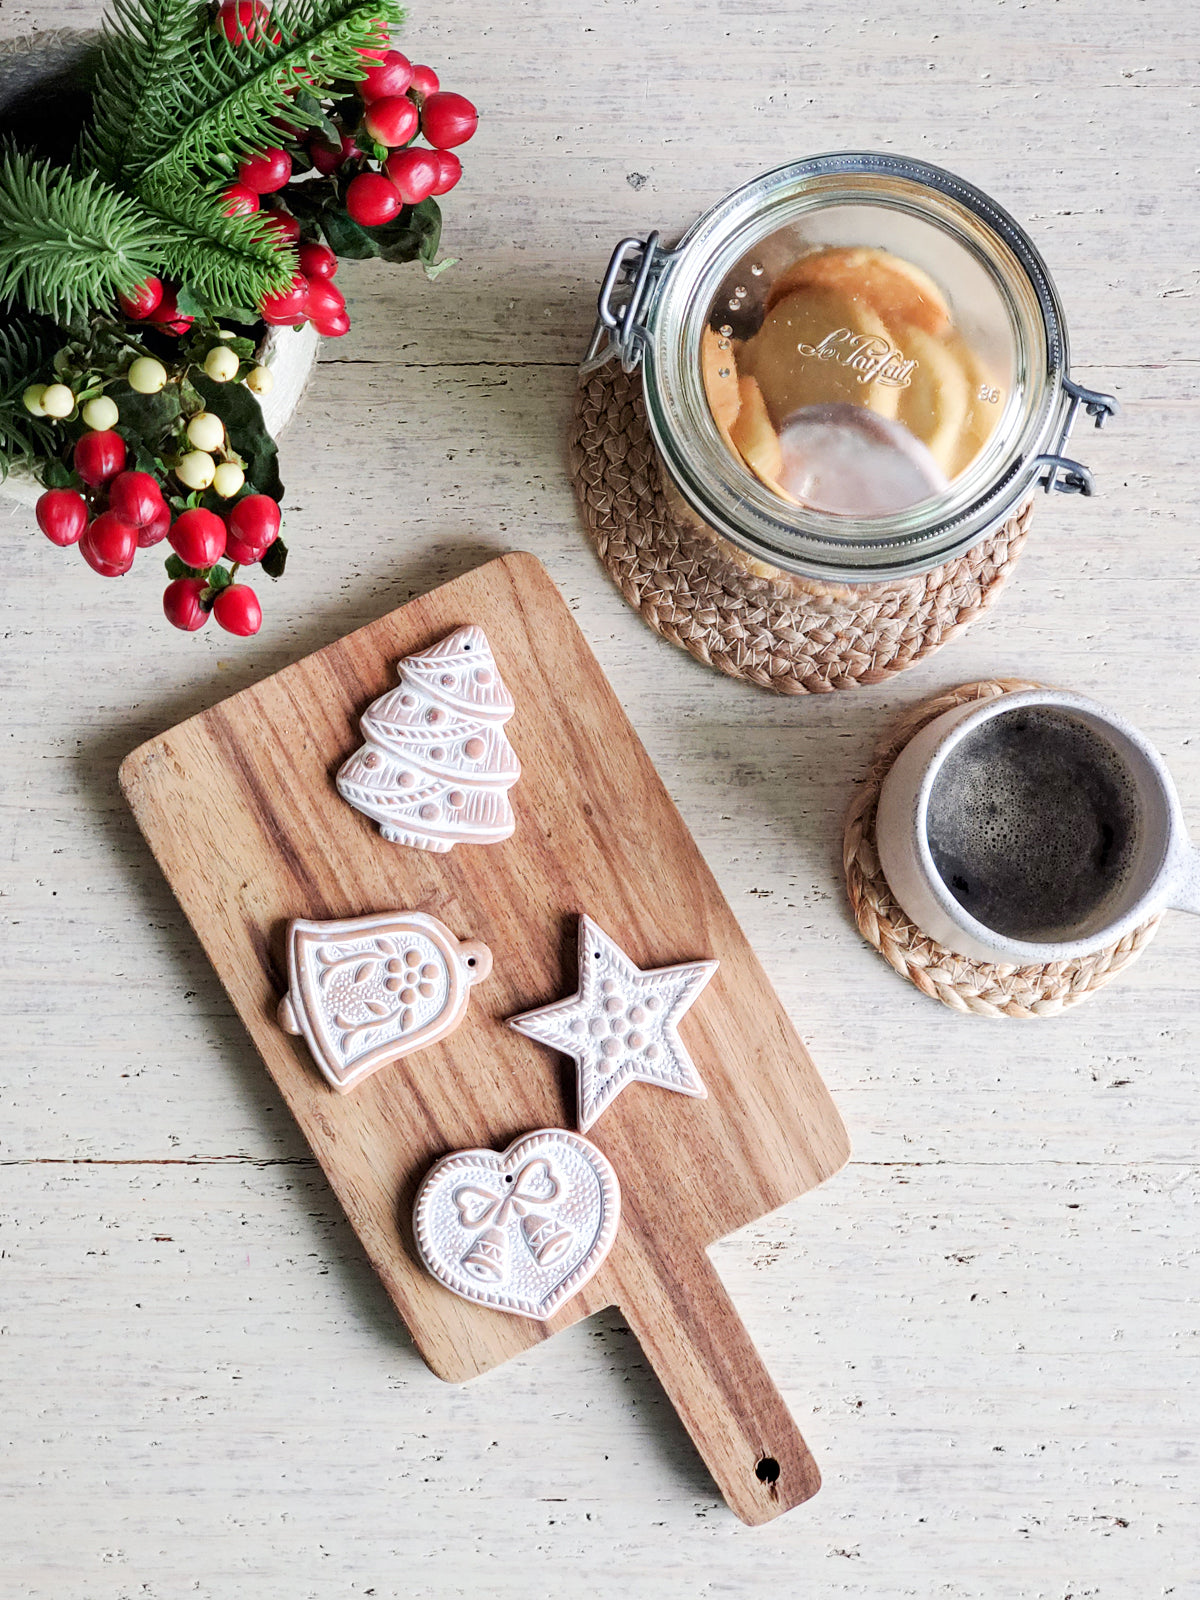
[620,1246,821,1525]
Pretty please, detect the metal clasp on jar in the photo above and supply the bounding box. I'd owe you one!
[582,233,669,374]
[1033,377,1120,496]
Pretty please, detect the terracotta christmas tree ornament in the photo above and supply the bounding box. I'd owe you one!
[413,1129,621,1321]
[508,915,719,1132]
[277,911,493,1093]
[336,625,520,851]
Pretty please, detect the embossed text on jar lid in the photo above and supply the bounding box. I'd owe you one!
[700,211,1017,519]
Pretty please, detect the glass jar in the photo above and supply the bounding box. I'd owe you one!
[584,153,1118,587]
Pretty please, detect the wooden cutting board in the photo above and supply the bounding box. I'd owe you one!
[120,551,850,1525]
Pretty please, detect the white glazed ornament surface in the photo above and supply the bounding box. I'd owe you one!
[508,915,718,1132]
[336,625,520,852]
[277,911,492,1093]
[413,1129,621,1321]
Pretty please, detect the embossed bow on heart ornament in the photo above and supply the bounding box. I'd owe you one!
[413,1130,621,1321]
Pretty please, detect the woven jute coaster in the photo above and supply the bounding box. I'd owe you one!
[568,362,1033,695]
[843,678,1161,1017]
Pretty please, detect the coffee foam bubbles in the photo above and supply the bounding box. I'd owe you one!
[926,707,1144,943]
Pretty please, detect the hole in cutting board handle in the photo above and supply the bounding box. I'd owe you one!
[755,1456,780,1485]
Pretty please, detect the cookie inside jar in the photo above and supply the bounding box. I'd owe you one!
[701,217,1010,518]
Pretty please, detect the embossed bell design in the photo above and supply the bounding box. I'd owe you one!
[414,1131,622,1322]
[460,1226,508,1282]
[519,1212,574,1268]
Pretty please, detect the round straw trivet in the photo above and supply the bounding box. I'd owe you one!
[843,678,1161,1017]
[569,363,1033,695]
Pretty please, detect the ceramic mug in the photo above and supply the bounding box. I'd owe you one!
[874,688,1200,964]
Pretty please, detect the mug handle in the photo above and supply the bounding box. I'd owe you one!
[1170,843,1200,916]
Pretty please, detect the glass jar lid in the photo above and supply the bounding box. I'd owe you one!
[702,206,1018,517]
[593,155,1116,582]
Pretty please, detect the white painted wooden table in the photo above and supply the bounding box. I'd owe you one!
[3,1,1198,1594]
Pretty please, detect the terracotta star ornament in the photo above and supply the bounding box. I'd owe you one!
[508,915,719,1132]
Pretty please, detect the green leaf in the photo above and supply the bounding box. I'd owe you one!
[319,198,441,266]
[164,552,198,580]
[414,197,442,265]
[202,563,235,598]
[173,284,208,320]
[141,442,168,477]
[261,536,288,578]
[0,313,57,479]
[190,370,283,500]
[318,203,382,260]
[209,311,259,332]
[178,376,204,416]
[109,376,183,441]
[292,89,343,147]
[41,457,74,489]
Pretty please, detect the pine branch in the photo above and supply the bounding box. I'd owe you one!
[131,0,402,191]
[71,0,401,320]
[0,314,57,479]
[137,172,295,308]
[0,147,161,324]
[79,0,209,188]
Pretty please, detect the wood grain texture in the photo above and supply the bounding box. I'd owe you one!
[3,0,1200,1589]
[118,551,849,1523]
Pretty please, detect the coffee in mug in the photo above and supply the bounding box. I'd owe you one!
[874,688,1200,965]
[925,706,1143,943]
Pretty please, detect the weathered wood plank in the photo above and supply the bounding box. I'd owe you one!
[2,1157,1197,1597]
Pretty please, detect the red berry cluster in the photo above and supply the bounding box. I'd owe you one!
[208,12,476,344]
[36,435,165,576]
[117,274,195,337]
[162,498,279,634]
[314,48,477,230]
[250,41,477,334]
[35,434,279,635]
[260,237,347,335]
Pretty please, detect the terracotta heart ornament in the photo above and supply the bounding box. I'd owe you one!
[413,1130,621,1321]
